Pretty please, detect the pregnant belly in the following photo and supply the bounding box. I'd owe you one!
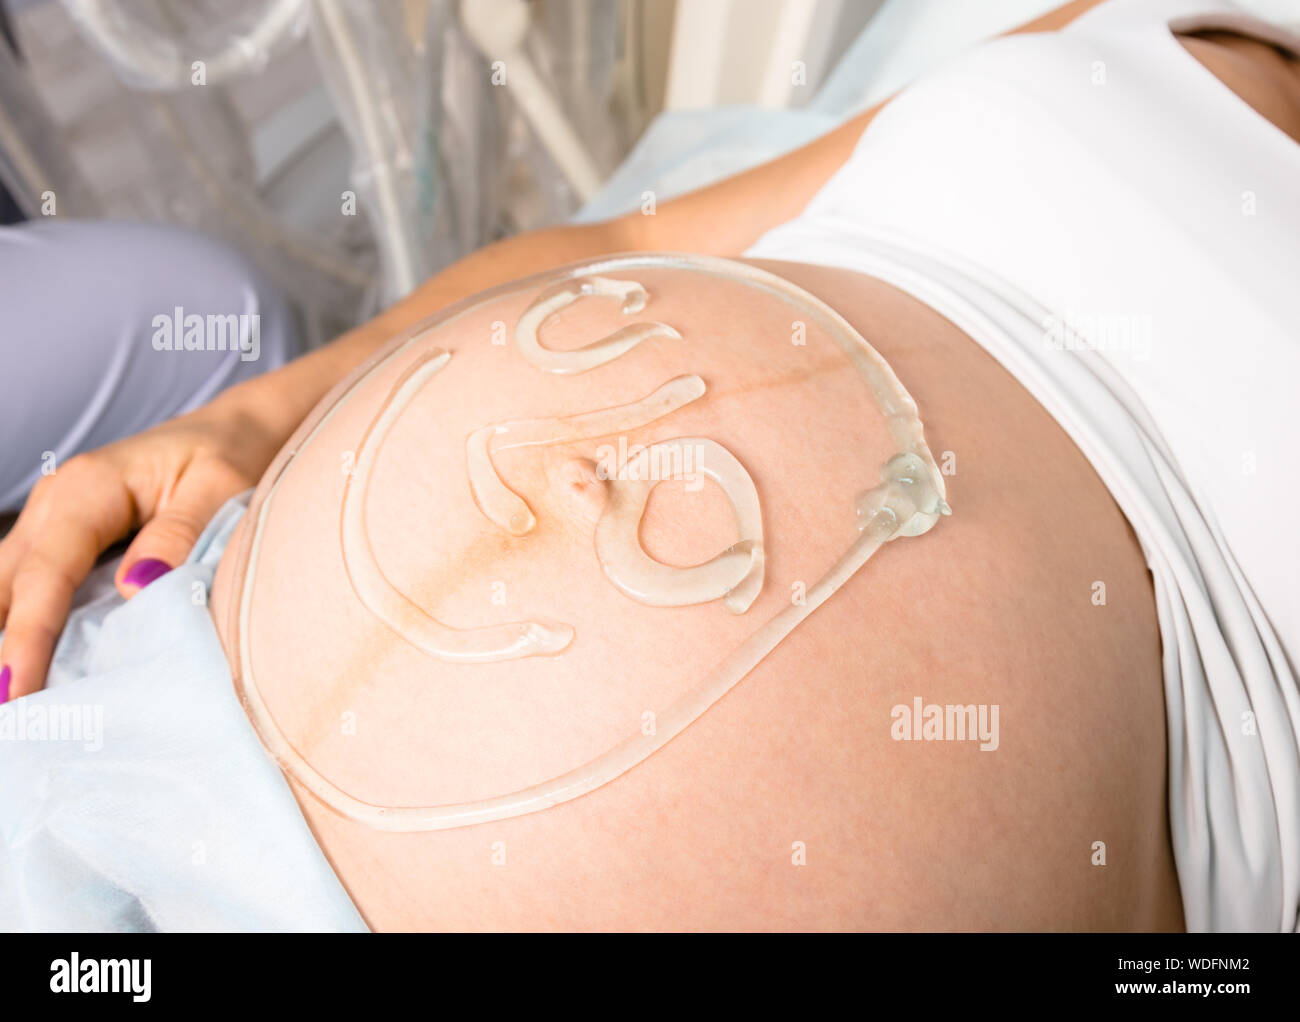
[210,256,1182,930]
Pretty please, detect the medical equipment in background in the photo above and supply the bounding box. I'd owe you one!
[460,0,603,203]
[3,0,370,340]
[0,0,899,339]
[0,0,643,339]
[14,0,1290,341]
[664,0,885,109]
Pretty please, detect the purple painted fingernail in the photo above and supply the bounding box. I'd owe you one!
[0,664,10,704]
[123,558,173,590]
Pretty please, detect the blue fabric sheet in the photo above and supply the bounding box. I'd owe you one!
[0,495,366,932]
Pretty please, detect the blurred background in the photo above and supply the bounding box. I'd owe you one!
[1,0,1296,346]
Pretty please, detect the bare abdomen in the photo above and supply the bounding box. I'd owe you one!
[212,258,1182,930]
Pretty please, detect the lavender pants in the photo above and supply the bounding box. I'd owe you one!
[0,219,297,511]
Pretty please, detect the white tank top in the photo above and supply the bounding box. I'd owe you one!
[747,0,1300,931]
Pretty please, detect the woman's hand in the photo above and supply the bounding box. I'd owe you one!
[0,394,285,701]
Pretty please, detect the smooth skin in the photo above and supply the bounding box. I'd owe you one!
[207,257,1185,929]
[1,0,1297,701]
